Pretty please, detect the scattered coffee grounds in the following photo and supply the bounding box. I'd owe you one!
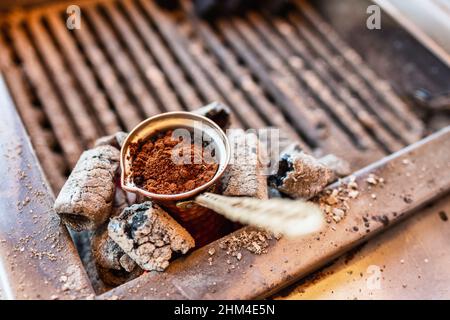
[219,228,278,256]
[315,176,360,223]
[129,129,219,195]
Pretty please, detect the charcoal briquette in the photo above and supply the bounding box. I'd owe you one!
[54,145,120,231]
[108,202,195,272]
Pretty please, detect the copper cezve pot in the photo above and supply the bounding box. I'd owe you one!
[120,111,231,247]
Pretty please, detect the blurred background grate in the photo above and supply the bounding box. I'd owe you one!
[0,0,427,193]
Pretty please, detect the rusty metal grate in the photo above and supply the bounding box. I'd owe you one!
[0,0,425,194]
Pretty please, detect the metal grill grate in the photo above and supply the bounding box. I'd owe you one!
[0,0,424,193]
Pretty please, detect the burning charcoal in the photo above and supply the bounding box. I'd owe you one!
[278,143,350,181]
[91,188,143,285]
[193,101,232,131]
[94,131,128,150]
[268,186,282,198]
[96,264,144,288]
[280,142,303,157]
[114,184,141,207]
[119,254,137,273]
[54,145,120,231]
[92,225,137,272]
[272,147,335,199]
[111,187,134,217]
[278,131,302,157]
[108,202,195,272]
[90,187,142,287]
[71,230,109,293]
[221,130,268,199]
[90,185,142,283]
[319,154,352,179]
[91,224,142,286]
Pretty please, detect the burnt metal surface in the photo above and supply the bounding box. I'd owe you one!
[275,193,450,300]
[0,76,94,300]
[313,0,450,106]
[375,0,450,68]
[99,127,450,299]
[0,0,425,194]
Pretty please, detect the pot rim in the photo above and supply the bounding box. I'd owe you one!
[120,111,231,201]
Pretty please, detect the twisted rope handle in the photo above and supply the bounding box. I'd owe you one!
[195,193,324,237]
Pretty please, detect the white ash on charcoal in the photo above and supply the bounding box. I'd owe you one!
[112,187,129,217]
[256,127,286,177]
[221,129,268,199]
[108,202,195,272]
[319,154,352,179]
[193,101,232,130]
[111,187,140,217]
[280,140,304,158]
[94,131,128,150]
[91,224,143,286]
[274,141,350,184]
[54,145,120,231]
[211,131,284,260]
[90,187,142,285]
[270,144,335,199]
[278,131,303,157]
[92,225,138,273]
[64,175,140,290]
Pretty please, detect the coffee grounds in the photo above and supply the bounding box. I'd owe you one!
[129,130,218,195]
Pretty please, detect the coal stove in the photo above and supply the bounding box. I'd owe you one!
[0,0,449,299]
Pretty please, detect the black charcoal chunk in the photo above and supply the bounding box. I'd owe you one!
[194,101,232,131]
[273,145,334,199]
[92,224,137,272]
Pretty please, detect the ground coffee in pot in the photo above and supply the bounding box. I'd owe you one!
[129,130,218,195]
